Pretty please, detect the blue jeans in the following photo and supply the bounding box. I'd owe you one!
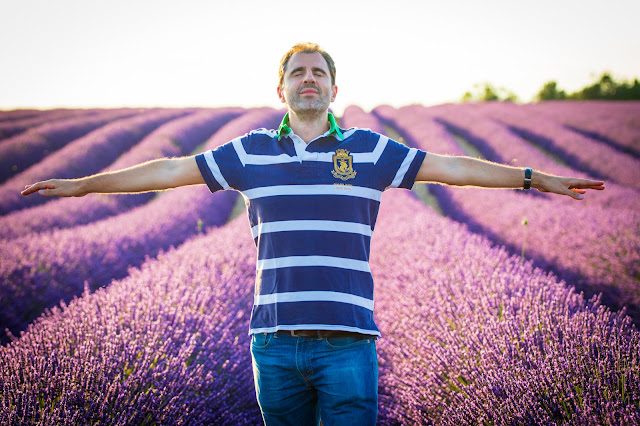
[250,331,378,425]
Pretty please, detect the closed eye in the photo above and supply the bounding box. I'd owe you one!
[312,67,326,76]
[288,66,328,78]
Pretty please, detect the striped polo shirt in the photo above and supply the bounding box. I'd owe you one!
[195,113,426,336]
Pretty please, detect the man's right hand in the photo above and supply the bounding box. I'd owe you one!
[22,179,87,197]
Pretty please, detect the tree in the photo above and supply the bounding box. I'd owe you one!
[537,73,640,101]
[536,81,566,100]
[460,83,519,102]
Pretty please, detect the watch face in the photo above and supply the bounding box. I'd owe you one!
[525,168,532,179]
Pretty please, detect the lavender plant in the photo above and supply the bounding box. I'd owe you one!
[340,105,386,133]
[0,109,139,183]
[0,108,282,343]
[373,105,640,325]
[1,104,638,425]
[377,103,640,211]
[0,216,262,424]
[524,101,640,157]
[0,108,244,240]
[0,109,44,122]
[476,102,640,190]
[2,184,637,425]
[0,109,190,215]
[0,109,95,141]
[372,190,640,424]
[341,106,640,422]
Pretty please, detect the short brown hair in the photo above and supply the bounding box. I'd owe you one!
[278,42,336,86]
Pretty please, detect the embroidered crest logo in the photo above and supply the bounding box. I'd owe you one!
[331,149,357,181]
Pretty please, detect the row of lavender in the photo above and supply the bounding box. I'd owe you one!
[0,108,283,344]
[522,101,640,158]
[373,190,639,425]
[372,104,640,326]
[0,109,126,147]
[1,158,637,424]
[0,216,262,424]
[0,109,178,185]
[344,105,638,422]
[1,103,638,423]
[0,108,244,240]
[0,108,194,215]
[474,102,640,190]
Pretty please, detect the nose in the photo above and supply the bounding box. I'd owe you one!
[303,69,316,83]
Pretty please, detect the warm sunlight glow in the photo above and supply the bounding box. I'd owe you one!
[1,0,639,113]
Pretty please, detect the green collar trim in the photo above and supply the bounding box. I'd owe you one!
[277,112,344,141]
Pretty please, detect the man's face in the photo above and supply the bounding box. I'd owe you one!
[277,52,337,114]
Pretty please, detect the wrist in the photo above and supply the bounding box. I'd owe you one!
[523,167,532,190]
[75,176,92,196]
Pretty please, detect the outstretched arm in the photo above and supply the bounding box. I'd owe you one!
[21,155,204,197]
[416,153,605,200]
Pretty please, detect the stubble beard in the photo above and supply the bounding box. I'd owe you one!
[286,85,331,121]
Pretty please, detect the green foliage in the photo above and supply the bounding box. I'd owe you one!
[461,82,519,103]
[537,73,640,101]
[536,81,567,100]
[463,72,640,103]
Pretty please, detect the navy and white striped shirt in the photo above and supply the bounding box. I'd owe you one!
[195,113,426,336]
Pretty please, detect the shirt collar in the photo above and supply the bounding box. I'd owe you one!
[277,112,344,141]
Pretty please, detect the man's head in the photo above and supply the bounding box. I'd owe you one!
[277,43,337,115]
[278,42,336,87]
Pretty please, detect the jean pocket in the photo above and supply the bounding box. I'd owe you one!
[251,333,274,349]
[324,335,372,349]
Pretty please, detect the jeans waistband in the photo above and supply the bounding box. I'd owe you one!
[274,329,375,339]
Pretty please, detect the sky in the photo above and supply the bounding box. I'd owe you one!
[1,0,639,115]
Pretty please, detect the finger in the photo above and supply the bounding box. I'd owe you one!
[21,181,58,196]
[21,183,41,196]
[572,185,605,191]
[585,185,606,190]
[571,180,605,189]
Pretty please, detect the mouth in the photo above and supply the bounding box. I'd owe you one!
[299,87,319,95]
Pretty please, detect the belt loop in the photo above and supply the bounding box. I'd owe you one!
[290,330,295,337]
[317,330,322,340]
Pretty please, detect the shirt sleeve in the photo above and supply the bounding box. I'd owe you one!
[375,132,426,190]
[195,135,246,193]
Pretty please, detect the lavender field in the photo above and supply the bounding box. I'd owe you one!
[1,103,639,425]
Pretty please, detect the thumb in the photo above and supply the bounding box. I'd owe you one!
[567,188,585,200]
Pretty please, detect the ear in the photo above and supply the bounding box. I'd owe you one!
[277,85,287,104]
[330,85,338,103]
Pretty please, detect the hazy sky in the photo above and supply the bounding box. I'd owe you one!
[1,0,639,114]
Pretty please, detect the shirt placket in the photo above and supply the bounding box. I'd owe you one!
[289,133,326,163]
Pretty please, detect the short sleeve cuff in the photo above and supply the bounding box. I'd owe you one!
[398,149,426,189]
[195,152,224,193]
[392,148,427,189]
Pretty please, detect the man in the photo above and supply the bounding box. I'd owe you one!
[22,43,604,425]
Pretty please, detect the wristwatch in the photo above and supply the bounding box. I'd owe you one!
[523,167,532,190]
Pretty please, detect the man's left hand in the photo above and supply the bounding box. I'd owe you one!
[533,172,605,200]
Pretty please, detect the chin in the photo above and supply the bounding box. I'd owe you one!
[292,102,330,113]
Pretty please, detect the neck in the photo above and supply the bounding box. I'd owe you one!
[287,109,330,144]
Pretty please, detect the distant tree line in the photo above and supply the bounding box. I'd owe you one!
[461,73,640,102]
[536,73,640,100]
